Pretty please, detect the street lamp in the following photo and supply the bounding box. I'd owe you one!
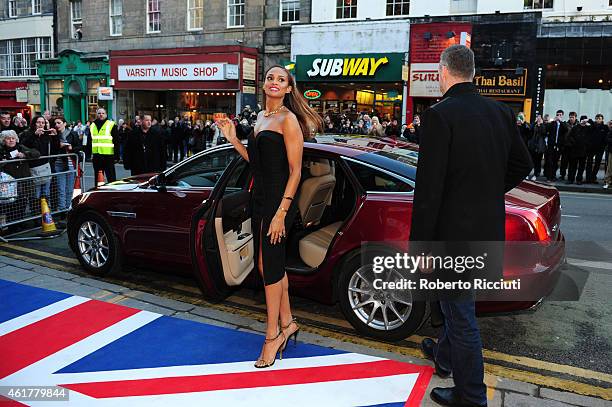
[155,104,164,120]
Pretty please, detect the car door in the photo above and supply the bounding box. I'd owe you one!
[122,147,238,267]
[190,155,253,299]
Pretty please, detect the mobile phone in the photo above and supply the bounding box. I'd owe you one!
[17,113,22,118]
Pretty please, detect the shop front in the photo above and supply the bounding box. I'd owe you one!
[474,68,531,116]
[407,22,473,118]
[38,49,111,122]
[110,46,258,123]
[0,81,30,119]
[295,53,405,121]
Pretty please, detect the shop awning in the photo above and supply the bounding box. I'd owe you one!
[0,97,28,108]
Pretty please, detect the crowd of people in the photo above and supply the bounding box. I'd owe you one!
[320,112,422,144]
[516,110,612,188]
[1,110,83,229]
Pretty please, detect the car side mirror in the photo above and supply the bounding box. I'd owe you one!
[150,173,167,192]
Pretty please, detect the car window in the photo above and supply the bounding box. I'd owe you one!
[346,159,413,193]
[224,159,250,195]
[168,148,238,188]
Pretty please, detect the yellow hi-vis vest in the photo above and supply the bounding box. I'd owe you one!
[90,120,115,155]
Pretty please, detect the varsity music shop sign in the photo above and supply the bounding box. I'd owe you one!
[117,63,228,81]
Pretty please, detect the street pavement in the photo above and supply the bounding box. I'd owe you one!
[1,257,610,406]
[1,162,611,405]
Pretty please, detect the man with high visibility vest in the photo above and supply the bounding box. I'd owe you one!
[90,107,118,183]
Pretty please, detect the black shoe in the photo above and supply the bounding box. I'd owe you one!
[430,387,487,407]
[421,339,451,378]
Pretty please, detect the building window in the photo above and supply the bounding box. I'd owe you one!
[0,37,52,77]
[70,0,82,39]
[147,0,161,33]
[386,0,409,15]
[8,0,17,17]
[32,0,41,14]
[227,0,245,28]
[280,0,300,23]
[110,0,122,35]
[336,0,357,19]
[523,0,553,9]
[188,0,203,30]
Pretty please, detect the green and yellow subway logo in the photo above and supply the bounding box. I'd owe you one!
[306,57,389,78]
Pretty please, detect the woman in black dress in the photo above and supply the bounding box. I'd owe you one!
[218,66,323,368]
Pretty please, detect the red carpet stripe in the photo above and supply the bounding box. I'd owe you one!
[61,359,423,399]
[0,300,140,379]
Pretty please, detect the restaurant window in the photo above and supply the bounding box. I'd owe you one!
[386,0,409,16]
[336,0,357,19]
[147,0,161,33]
[523,0,553,9]
[71,0,82,39]
[188,0,203,30]
[281,0,300,23]
[227,0,245,27]
[110,0,122,35]
[46,80,64,116]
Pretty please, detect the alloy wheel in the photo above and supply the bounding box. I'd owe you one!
[77,220,110,268]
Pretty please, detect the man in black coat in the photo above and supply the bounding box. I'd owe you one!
[410,45,532,406]
[565,115,590,185]
[123,115,166,176]
[585,114,607,183]
[544,110,569,181]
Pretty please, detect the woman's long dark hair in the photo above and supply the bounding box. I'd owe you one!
[29,115,45,132]
[263,65,323,140]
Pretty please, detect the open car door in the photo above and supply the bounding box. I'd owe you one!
[190,155,253,300]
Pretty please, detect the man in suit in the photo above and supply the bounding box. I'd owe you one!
[544,110,569,181]
[410,45,532,406]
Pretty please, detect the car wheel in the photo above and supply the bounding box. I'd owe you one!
[72,211,121,276]
[338,249,425,341]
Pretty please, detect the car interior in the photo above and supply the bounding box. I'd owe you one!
[213,154,358,286]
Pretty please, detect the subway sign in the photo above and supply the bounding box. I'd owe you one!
[304,89,321,99]
[296,53,403,82]
[474,69,528,96]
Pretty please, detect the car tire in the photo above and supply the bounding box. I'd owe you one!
[338,248,425,342]
[71,211,122,276]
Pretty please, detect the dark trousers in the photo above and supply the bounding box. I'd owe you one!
[434,299,486,405]
[586,149,605,182]
[559,149,569,178]
[568,157,586,183]
[530,151,543,177]
[544,149,559,180]
[171,142,183,163]
[92,154,116,184]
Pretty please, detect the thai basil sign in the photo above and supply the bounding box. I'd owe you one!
[296,53,403,82]
[474,69,528,97]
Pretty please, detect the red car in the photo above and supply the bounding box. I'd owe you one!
[67,136,565,341]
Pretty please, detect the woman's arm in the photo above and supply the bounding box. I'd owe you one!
[218,119,249,162]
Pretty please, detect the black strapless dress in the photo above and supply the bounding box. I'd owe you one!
[247,130,299,286]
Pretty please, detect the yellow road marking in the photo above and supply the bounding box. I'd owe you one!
[0,249,80,272]
[1,246,611,398]
[0,243,80,265]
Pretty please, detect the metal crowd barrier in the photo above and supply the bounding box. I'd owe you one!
[0,152,85,242]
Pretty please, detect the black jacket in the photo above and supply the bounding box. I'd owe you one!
[51,129,83,166]
[0,143,40,179]
[410,82,532,245]
[546,120,569,151]
[607,128,612,152]
[588,122,608,152]
[528,123,547,154]
[21,129,53,168]
[566,124,589,158]
[123,126,167,176]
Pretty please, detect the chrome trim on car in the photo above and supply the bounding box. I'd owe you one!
[106,211,137,219]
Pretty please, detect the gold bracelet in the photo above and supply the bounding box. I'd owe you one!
[278,207,288,213]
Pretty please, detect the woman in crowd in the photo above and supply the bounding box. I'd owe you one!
[52,117,81,214]
[0,130,40,225]
[21,116,56,212]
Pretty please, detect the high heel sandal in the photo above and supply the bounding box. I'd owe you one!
[254,331,286,369]
[281,318,300,351]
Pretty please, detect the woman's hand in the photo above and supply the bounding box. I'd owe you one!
[15,152,25,159]
[217,118,237,143]
[267,212,286,245]
[35,128,45,136]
